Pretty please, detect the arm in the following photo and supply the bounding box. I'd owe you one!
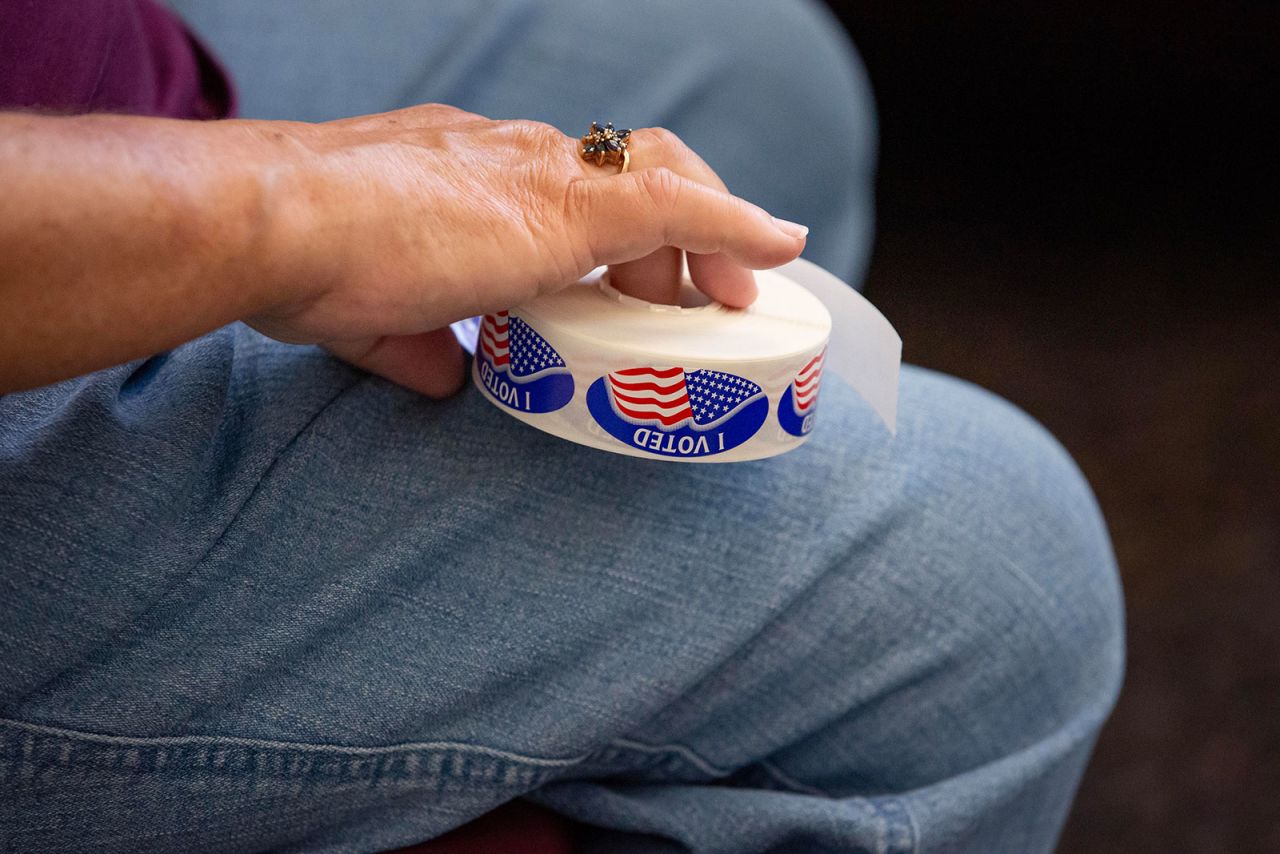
[0,107,807,395]
[0,112,285,391]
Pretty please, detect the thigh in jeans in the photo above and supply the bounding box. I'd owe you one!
[1,324,1122,853]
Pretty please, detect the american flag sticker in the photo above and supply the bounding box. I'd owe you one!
[475,311,574,413]
[585,366,769,458]
[777,348,825,437]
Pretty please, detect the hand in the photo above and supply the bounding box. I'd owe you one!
[246,105,808,397]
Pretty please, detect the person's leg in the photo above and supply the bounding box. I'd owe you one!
[170,0,876,284]
[1,326,1122,853]
[530,372,1125,854]
[1,3,1122,851]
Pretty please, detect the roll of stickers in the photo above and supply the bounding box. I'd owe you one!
[455,258,901,463]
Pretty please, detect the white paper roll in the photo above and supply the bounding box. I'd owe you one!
[459,258,901,463]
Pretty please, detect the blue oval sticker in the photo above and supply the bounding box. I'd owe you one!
[777,349,825,437]
[476,312,574,413]
[586,366,767,458]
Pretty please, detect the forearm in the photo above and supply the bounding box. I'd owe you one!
[0,113,292,392]
[0,106,805,398]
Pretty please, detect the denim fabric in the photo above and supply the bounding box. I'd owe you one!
[0,2,1124,852]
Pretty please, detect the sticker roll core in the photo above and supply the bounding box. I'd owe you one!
[466,258,901,463]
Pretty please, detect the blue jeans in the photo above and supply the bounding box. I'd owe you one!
[0,2,1124,852]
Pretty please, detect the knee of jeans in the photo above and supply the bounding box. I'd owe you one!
[777,372,1127,793]
[890,370,1127,735]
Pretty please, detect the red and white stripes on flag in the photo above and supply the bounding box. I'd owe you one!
[606,367,694,427]
[480,311,510,368]
[793,349,825,413]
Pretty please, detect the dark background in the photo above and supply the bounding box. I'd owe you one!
[822,3,1280,852]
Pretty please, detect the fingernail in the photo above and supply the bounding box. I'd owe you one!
[772,217,809,239]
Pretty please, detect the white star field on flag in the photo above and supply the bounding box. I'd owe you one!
[685,370,762,425]
[508,317,566,377]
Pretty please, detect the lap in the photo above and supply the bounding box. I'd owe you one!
[0,326,1123,852]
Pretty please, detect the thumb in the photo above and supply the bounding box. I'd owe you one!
[325,328,467,398]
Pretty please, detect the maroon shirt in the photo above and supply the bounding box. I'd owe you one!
[0,0,234,118]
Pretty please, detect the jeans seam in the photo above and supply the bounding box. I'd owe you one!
[0,715,590,770]
[757,758,827,796]
[607,740,843,796]
[10,372,369,712]
[188,370,369,574]
[606,737,920,854]
[609,736,745,780]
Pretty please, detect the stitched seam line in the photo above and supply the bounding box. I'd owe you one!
[190,370,368,571]
[607,736,920,853]
[0,716,589,768]
[608,737,733,779]
[758,758,827,796]
[12,371,368,710]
